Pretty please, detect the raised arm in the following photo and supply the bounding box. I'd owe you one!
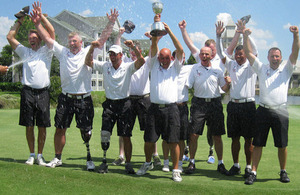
[165,22,183,62]
[115,27,125,46]
[215,21,226,64]
[32,1,55,40]
[85,41,99,68]
[6,17,24,50]
[289,26,300,65]
[226,20,243,56]
[124,40,145,69]
[96,9,119,48]
[178,20,199,55]
[243,29,256,65]
[31,9,54,49]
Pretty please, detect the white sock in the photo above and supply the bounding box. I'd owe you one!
[251,171,257,175]
[218,160,223,165]
[145,162,151,165]
[30,153,35,157]
[246,165,251,169]
[234,163,240,168]
[37,154,43,159]
[190,159,195,164]
[178,160,183,167]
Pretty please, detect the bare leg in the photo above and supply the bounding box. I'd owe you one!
[244,138,253,165]
[26,126,35,154]
[189,133,199,160]
[169,142,180,169]
[37,127,46,154]
[278,147,287,170]
[231,137,240,164]
[251,146,263,172]
[54,128,67,155]
[213,135,223,161]
[123,136,132,163]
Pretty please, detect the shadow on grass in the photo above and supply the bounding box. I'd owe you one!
[0,157,25,164]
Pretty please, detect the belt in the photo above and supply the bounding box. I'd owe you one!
[154,103,176,108]
[106,97,129,102]
[197,97,220,102]
[259,103,286,110]
[23,85,49,92]
[176,101,187,106]
[63,92,91,99]
[231,98,255,103]
[130,94,150,99]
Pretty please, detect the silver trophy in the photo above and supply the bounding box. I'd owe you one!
[240,15,251,24]
[150,2,167,36]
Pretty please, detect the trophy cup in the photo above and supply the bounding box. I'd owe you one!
[150,2,167,36]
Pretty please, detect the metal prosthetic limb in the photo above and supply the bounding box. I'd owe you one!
[80,129,92,161]
[98,130,111,173]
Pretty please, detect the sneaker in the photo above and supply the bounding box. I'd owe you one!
[207,155,215,164]
[98,162,108,174]
[36,156,46,166]
[172,170,182,182]
[185,162,195,174]
[87,160,95,171]
[182,155,189,162]
[25,156,34,165]
[162,164,170,172]
[46,158,62,168]
[136,162,154,175]
[125,163,135,174]
[245,172,256,185]
[217,163,229,175]
[244,167,252,178]
[112,156,125,166]
[280,170,290,183]
[228,165,241,176]
[153,155,162,166]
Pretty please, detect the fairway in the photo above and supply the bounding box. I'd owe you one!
[0,107,300,194]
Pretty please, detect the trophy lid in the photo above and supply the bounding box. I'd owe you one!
[152,2,163,14]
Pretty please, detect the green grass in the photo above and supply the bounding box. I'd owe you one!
[0,107,300,194]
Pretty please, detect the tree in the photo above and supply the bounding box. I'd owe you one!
[187,53,197,65]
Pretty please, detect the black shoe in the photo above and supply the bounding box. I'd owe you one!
[228,165,241,176]
[125,163,135,174]
[244,167,251,178]
[217,163,229,175]
[98,162,108,174]
[280,170,290,183]
[245,172,256,185]
[185,162,195,174]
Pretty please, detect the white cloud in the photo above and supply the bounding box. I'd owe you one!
[79,9,93,17]
[283,23,292,29]
[189,31,209,47]
[0,16,14,52]
[216,13,232,26]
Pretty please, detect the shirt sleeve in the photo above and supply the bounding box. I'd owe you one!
[93,60,105,73]
[52,41,65,60]
[192,49,201,63]
[14,44,27,59]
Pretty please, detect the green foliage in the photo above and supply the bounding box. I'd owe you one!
[49,76,62,105]
[288,88,300,96]
[50,56,60,76]
[0,82,22,92]
[187,53,197,65]
[0,94,20,109]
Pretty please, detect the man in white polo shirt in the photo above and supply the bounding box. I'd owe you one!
[7,2,54,166]
[85,40,145,174]
[32,8,119,171]
[243,26,299,185]
[185,46,231,175]
[216,20,258,178]
[136,14,184,182]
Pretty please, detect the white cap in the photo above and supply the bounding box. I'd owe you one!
[108,45,122,54]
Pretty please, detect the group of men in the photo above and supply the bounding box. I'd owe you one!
[2,1,299,184]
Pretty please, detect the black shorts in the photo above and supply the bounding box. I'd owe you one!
[101,98,132,137]
[144,103,180,143]
[253,106,289,148]
[226,101,256,138]
[190,97,225,136]
[54,93,94,130]
[19,86,51,127]
[178,103,189,140]
[129,95,151,131]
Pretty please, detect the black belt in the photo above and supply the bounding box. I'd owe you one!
[23,85,49,92]
[154,103,176,108]
[196,97,221,102]
[106,97,129,103]
[130,94,150,99]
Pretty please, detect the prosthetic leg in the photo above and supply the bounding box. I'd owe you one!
[98,130,111,173]
[80,129,95,171]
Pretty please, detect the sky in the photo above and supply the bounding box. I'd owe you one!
[0,0,300,64]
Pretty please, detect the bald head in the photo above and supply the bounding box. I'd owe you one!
[199,47,212,67]
[158,48,172,69]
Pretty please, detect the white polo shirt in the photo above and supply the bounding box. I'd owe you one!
[252,57,294,106]
[15,44,53,89]
[177,65,193,103]
[187,63,226,98]
[148,54,183,104]
[93,60,136,100]
[126,56,150,96]
[224,57,257,99]
[52,41,92,94]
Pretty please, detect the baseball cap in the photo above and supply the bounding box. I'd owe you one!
[108,45,122,54]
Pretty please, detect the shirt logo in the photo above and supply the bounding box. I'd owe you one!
[196,69,201,76]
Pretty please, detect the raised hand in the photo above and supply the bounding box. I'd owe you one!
[163,22,170,33]
[178,20,187,29]
[32,1,42,14]
[106,9,119,23]
[215,21,225,38]
[243,28,252,36]
[236,19,245,34]
[124,40,134,48]
[29,9,42,25]
[290,26,299,34]
[144,31,152,39]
